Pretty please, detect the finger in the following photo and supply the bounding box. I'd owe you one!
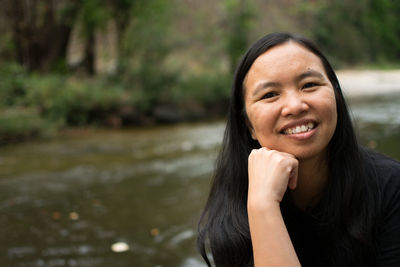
[260,147,296,159]
[277,151,297,159]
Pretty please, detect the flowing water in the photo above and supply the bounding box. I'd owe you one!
[1,93,400,267]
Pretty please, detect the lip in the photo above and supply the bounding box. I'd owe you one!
[279,118,319,133]
[283,126,317,141]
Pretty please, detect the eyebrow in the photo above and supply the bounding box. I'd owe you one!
[296,69,325,83]
[251,81,279,97]
[251,69,326,97]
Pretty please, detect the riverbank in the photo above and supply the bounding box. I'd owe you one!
[337,69,400,97]
[1,69,400,146]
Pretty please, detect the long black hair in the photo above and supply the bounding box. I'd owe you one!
[197,32,380,266]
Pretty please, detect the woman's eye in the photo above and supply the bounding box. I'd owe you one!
[262,92,278,99]
[302,82,318,89]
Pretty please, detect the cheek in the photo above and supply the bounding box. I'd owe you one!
[318,92,337,131]
[247,105,279,137]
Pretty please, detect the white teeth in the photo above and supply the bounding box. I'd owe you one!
[284,122,315,134]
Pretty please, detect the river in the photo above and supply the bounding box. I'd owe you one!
[1,93,400,267]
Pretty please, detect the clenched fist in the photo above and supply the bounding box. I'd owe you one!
[248,147,299,210]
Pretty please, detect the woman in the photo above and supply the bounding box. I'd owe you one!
[197,32,400,266]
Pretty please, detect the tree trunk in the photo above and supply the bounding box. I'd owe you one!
[83,28,95,75]
[7,0,80,73]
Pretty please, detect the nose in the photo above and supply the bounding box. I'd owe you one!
[281,91,309,117]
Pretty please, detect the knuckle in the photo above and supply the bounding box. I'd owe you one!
[249,149,259,159]
[248,151,255,159]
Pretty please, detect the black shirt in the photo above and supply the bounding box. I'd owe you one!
[374,154,400,266]
[281,152,400,267]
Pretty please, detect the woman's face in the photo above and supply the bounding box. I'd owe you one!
[244,42,337,161]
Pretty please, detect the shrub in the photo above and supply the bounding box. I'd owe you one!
[23,75,125,126]
[173,72,232,106]
[0,107,52,145]
[0,63,29,107]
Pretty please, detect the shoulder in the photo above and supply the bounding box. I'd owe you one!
[363,149,400,184]
[363,150,400,264]
[363,149,400,190]
[365,150,400,209]
[361,149,400,229]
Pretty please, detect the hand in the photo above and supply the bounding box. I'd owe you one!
[248,147,299,209]
[247,148,301,267]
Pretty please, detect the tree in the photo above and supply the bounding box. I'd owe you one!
[4,0,80,72]
[224,0,255,72]
[313,0,400,65]
[78,0,110,75]
[363,0,400,62]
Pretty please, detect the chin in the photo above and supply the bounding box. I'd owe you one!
[294,148,327,162]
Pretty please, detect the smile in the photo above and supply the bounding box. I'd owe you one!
[282,122,316,135]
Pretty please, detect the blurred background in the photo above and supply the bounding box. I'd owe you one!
[1,0,400,266]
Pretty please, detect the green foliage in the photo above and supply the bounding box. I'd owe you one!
[118,0,178,111]
[224,0,256,72]
[79,0,111,36]
[313,0,400,66]
[0,63,28,107]
[0,108,51,144]
[23,75,125,126]
[175,72,232,106]
[363,0,400,62]
[0,29,14,61]
[0,59,230,136]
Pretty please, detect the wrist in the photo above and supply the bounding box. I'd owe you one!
[247,197,281,214]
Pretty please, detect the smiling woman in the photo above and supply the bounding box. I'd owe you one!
[244,42,337,162]
[197,32,400,267]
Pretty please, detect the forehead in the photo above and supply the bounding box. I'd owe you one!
[244,42,326,85]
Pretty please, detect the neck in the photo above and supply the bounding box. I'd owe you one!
[289,155,329,211]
